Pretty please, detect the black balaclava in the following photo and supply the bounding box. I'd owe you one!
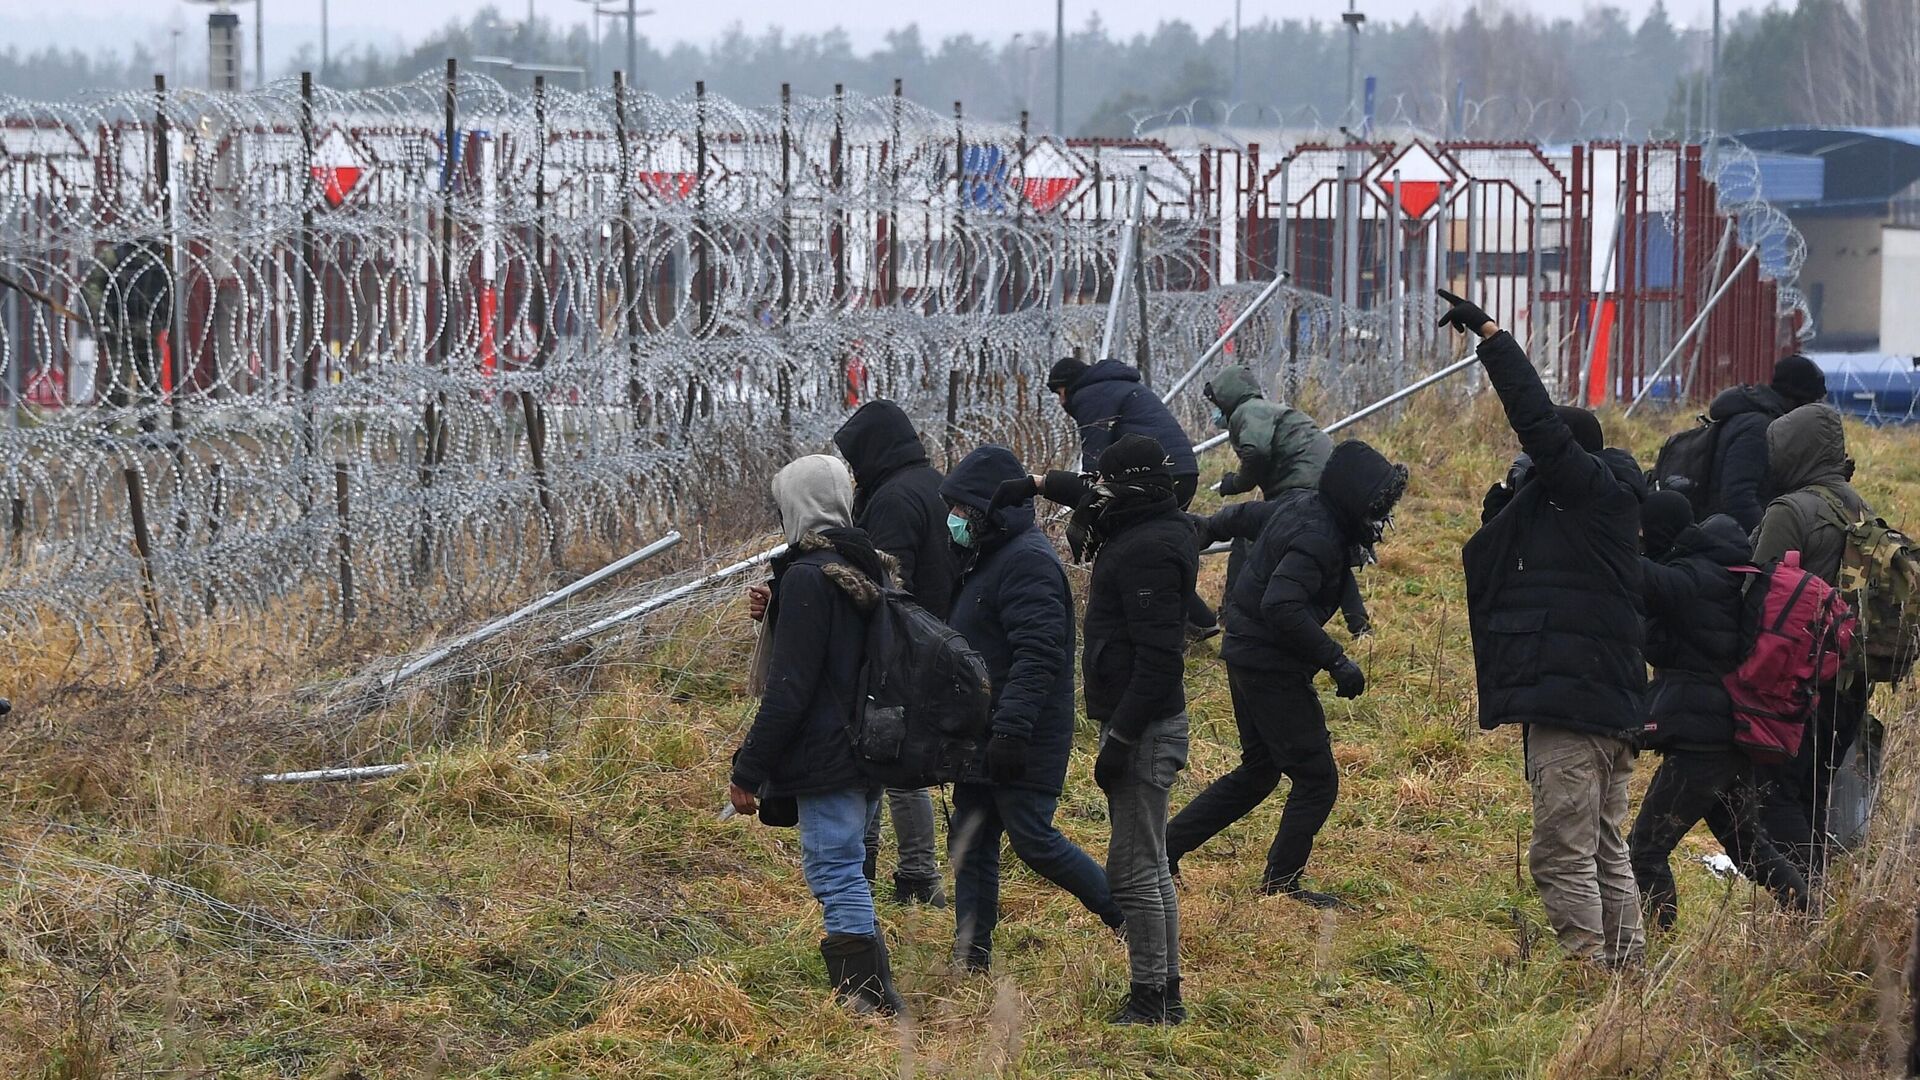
[1553,405,1605,453]
[1641,489,1694,558]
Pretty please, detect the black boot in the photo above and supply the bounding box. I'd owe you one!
[892,871,947,908]
[1110,981,1171,1025]
[954,941,991,974]
[862,849,878,884]
[1260,874,1345,910]
[1165,976,1186,1024]
[871,930,909,1014]
[820,933,900,1017]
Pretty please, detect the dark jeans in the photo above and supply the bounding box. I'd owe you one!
[862,787,939,881]
[1628,747,1807,930]
[1105,713,1189,985]
[1166,664,1338,889]
[950,782,1122,965]
[1173,474,1217,630]
[1757,678,1872,884]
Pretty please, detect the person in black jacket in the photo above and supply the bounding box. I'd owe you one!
[1625,492,1808,930]
[1049,358,1217,637]
[998,434,1198,1024]
[832,400,957,906]
[1445,288,1649,968]
[729,454,905,1016]
[1165,439,1407,908]
[940,445,1125,973]
[1688,355,1828,532]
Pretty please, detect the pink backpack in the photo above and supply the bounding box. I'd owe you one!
[1723,551,1856,764]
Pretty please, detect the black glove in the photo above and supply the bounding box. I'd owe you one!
[1186,512,1215,545]
[990,475,1039,515]
[1436,289,1494,337]
[1328,656,1367,699]
[1345,614,1372,638]
[1218,470,1243,495]
[1094,732,1133,794]
[986,733,1029,785]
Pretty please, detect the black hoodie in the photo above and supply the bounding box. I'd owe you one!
[1462,331,1647,738]
[1638,515,1753,751]
[1704,383,1793,533]
[832,401,958,619]
[1201,440,1403,676]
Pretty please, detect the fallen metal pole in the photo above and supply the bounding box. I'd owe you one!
[383,530,683,689]
[1625,244,1760,416]
[1196,346,1481,459]
[1160,272,1292,404]
[560,543,787,645]
[1098,167,1149,361]
[250,751,551,786]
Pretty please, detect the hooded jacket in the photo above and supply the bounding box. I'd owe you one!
[1039,470,1197,739]
[940,446,1079,795]
[732,457,883,800]
[1638,515,1754,751]
[1063,359,1200,479]
[1703,384,1794,533]
[1753,403,1870,586]
[1205,365,1332,498]
[1202,441,1401,676]
[1462,331,1647,738]
[832,401,958,619]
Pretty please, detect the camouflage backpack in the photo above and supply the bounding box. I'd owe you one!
[1814,488,1920,684]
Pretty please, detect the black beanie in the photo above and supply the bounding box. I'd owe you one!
[1771,354,1826,406]
[1047,357,1089,391]
[1642,489,1694,557]
[1554,405,1605,453]
[1097,433,1172,483]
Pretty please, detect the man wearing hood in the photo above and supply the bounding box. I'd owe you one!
[1049,357,1216,637]
[729,455,905,1017]
[1167,439,1407,907]
[940,445,1126,973]
[1686,355,1829,532]
[995,433,1199,1024]
[1626,493,1809,930]
[831,400,957,907]
[1443,288,1648,968]
[1752,402,1876,883]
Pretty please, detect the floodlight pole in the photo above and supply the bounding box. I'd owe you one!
[1054,0,1065,133]
[1343,0,1366,127]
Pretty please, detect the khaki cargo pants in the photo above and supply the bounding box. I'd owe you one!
[1526,725,1646,966]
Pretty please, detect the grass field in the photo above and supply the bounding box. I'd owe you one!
[2,392,1915,1078]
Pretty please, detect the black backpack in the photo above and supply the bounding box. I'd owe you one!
[1651,417,1721,519]
[846,589,993,788]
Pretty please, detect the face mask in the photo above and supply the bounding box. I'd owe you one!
[947,512,976,548]
[1210,407,1228,430]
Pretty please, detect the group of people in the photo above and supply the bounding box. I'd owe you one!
[723,286,1891,1022]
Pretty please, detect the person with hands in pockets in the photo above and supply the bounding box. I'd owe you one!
[939,445,1127,976]
[995,433,1198,1025]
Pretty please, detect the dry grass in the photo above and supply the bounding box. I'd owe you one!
[0,391,1915,1078]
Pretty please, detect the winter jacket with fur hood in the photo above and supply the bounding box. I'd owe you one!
[1062,359,1200,479]
[732,457,887,801]
[1462,331,1647,738]
[1638,515,1753,751]
[1703,383,1794,533]
[1204,365,1332,498]
[1202,440,1404,676]
[1753,403,1871,587]
[832,400,958,619]
[940,446,1079,795]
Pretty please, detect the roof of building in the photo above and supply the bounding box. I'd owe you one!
[1732,127,1920,213]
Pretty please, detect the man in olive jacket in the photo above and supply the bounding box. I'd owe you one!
[1446,289,1648,968]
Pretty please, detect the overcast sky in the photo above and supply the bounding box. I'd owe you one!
[7,0,1783,61]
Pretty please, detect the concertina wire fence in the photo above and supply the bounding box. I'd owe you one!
[0,71,1831,673]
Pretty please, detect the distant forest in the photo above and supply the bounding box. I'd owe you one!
[2,0,1915,140]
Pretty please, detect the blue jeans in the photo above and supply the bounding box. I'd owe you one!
[798,789,881,937]
[950,783,1121,964]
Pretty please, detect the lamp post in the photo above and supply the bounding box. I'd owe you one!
[319,0,328,81]
[583,3,652,86]
[255,0,263,87]
[1054,0,1064,133]
[1342,0,1366,127]
[1232,0,1242,104]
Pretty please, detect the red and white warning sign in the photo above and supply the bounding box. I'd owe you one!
[311,128,366,208]
[638,134,697,201]
[1016,139,1084,213]
[1370,142,1454,219]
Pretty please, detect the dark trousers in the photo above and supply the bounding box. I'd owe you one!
[950,782,1122,964]
[1166,664,1338,889]
[1757,678,1871,884]
[1628,747,1807,930]
[1173,474,1217,630]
